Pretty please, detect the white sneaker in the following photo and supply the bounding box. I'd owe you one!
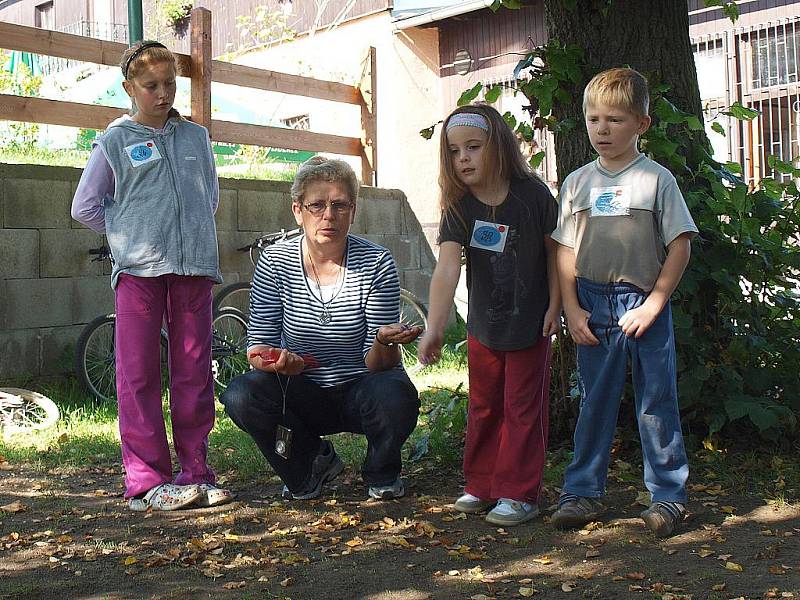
[485,498,539,526]
[454,493,495,513]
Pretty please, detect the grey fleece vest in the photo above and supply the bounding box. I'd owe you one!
[96,117,222,288]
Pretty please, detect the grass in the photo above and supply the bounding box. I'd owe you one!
[0,147,90,168]
[0,145,300,182]
[0,322,470,481]
[2,316,798,506]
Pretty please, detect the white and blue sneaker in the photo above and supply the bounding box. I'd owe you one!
[485,498,540,526]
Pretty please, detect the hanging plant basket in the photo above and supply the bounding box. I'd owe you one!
[163,1,193,35]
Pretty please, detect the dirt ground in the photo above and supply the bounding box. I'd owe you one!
[1,457,798,600]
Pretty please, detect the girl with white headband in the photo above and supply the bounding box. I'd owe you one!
[418,104,561,526]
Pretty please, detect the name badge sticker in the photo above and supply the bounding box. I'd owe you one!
[590,185,631,217]
[124,140,163,167]
[470,219,509,253]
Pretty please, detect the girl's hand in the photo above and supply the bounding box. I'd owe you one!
[417,330,444,366]
[247,345,306,376]
[564,307,599,346]
[542,306,562,337]
[376,323,423,346]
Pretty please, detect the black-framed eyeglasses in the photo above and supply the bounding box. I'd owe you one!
[302,200,354,216]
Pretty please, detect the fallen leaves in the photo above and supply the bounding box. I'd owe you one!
[724,561,744,572]
[1,501,27,513]
[222,580,246,589]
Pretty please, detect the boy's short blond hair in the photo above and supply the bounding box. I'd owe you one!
[583,68,649,117]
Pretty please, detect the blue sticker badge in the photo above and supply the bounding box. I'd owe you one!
[124,140,163,167]
[469,219,509,253]
[590,185,631,217]
[129,145,152,161]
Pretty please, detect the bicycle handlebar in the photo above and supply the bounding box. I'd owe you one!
[88,246,112,262]
[236,228,303,252]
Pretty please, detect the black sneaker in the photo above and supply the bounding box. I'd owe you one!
[551,495,605,529]
[368,477,404,500]
[282,440,344,500]
[641,501,685,537]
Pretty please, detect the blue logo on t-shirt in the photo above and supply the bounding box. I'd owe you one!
[473,225,501,246]
[595,191,621,214]
[130,145,153,162]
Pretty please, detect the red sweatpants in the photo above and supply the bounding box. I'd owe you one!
[464,334,551,503]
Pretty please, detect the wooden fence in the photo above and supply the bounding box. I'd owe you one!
[0,8,378,183]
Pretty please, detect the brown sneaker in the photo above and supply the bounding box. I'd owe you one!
[551,496,605,529]
[640,502,685,537]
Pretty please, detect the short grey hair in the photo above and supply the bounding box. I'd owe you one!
[290,156,360,205]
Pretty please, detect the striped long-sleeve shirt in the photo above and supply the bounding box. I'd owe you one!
[249,234,401,387]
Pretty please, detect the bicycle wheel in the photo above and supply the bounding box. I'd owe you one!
[211,308,250,389]
[75,314,117,402]
[212,281,251,323]
[398,289,428,369]
[0,387,60,431]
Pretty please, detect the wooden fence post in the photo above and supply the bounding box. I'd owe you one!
[190,7,212,131]
[359,46,377,186]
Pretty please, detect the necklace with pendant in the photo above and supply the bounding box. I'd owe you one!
[307,244,345,325]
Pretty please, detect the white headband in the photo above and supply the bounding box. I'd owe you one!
[446,112,489,132]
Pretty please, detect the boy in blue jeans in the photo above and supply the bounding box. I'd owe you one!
[550,68,698,537]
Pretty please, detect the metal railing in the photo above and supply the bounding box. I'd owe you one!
[692,16,800,185]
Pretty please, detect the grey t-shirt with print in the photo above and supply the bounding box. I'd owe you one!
[439,177,557,351]
[551,154,698,291]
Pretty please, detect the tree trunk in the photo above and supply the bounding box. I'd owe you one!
[544,0,705,183]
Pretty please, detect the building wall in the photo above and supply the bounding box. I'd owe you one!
[0,162,435,381]
[438,0,546,108]
[689,0,800,33]
[231,11,445,249]
[145,0,390,56]
[0,0,90,29]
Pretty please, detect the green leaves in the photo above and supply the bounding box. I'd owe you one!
[529,151,545,170]
[722,102,760,121]
[484,85,503,104]
[490,0,523,10]
[711,122,726,136]
[419,124,438,140]
[457,83,483,107]
[704,0,740,23]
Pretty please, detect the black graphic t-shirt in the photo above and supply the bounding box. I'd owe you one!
[438,177,558,350]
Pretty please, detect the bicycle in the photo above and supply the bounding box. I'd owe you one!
[0,388,60,431]
[211,228,429,367]
[74,245,249,402]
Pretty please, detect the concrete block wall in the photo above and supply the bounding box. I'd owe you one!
[0,163,435,382]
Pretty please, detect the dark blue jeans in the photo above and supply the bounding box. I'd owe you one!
[562,278,689,504]
[220,369,419,492]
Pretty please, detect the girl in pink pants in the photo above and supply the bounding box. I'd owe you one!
[71,41,233,511]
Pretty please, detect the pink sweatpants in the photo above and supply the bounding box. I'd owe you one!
[464,334,551,503]
[115,273,216,498]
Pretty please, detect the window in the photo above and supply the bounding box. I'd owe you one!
[35,1,54,30]
[749,25,799,88]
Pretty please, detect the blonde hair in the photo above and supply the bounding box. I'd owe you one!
[291,156,360,205]
[583,67,649,117]
[438,103,533,224]
[120,41,181,118]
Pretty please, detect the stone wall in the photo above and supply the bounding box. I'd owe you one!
[0,163,435,381]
